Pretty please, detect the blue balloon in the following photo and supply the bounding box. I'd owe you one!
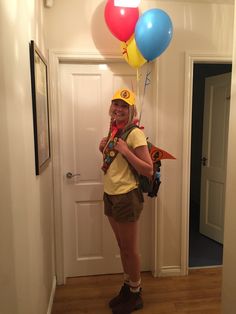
[135,9,173,61]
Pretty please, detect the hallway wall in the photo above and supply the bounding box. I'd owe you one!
[0,1,55,314]
[222,3,236,312]
[44,0,234,272]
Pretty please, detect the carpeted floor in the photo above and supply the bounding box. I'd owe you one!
[189,202,223,267]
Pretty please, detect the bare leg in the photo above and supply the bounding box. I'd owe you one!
[108,216,129,275]
[108,216,141,282]
[116,221,141,283]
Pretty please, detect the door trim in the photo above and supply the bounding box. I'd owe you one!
[182,52,232,275]
[48,50,159,283]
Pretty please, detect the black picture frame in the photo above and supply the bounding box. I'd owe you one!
[29,40,51,175]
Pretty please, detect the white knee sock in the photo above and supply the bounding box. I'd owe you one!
[129,278,141,293]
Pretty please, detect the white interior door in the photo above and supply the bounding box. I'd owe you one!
[59,61,154,278]
[200,72,231,244]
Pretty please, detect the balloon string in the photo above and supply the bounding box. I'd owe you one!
[139,62,151,125]
[136,68,140,116]
[122,45,129,60]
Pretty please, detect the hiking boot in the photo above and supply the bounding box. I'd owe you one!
[109,283,130,308]
[112,289,143,314]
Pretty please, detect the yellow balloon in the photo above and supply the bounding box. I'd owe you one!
[121,36,147,69]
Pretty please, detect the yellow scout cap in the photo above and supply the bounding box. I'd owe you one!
[112,88,135,106]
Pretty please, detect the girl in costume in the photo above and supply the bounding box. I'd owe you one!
[99,88,153,314]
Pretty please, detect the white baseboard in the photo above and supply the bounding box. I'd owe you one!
[158,266,182,277]
[47,276,56,314]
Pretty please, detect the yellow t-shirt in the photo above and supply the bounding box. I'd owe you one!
[103,128,147,195]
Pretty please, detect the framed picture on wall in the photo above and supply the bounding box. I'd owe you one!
[29,40,51,175]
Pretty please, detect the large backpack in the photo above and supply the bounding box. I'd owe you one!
[121,125,162,198]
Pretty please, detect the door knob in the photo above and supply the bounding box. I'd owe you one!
[66,172,81,179]
[201,157,208,166]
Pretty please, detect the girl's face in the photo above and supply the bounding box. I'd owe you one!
[111,99,129,123]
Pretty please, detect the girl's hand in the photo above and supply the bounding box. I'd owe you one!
[99,137,108,152]
[114,138,130,155]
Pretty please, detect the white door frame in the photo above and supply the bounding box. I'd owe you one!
[48,50,160,284]
[182,52,232,274]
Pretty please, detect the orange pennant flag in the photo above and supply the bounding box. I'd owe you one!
[148,142,176,162]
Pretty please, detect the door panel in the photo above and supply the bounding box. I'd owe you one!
[59,62,153,277]
[200,73,231,244]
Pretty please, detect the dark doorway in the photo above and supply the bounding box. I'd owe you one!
[189,63,232,267]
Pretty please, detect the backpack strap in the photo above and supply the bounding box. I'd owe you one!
[121,124,138,140]
[101,123,137,173]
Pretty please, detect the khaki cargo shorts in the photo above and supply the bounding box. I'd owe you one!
[103,188,144,223]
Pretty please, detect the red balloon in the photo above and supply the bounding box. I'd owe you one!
[104,0,139,42]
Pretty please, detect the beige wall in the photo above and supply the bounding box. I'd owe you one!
[0,1,55,314]
[45,0,234,271]
[222,3,236,313]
